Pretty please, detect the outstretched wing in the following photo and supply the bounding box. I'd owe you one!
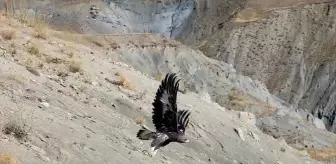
[152,73,180,132]
[177,110,191,134]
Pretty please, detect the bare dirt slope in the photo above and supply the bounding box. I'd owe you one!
[0,15,327,164]
[4,0,335,133]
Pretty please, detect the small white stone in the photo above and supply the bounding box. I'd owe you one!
[91,81,98,86]
[40,102,50,108]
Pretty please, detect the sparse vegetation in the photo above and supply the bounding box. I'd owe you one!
[0,152,18,164]
[33,29,47,39]
[307,147,336,162]
[69,60,82,73]
[226,89,275,117]
[27,45,40,56]
[1,1,336,163]
[2,121,30,141]
[45,56,65,64]
[135,117,145,125]
[309,39,336,64]
[234,8,265,23]
[105,72,135,91]
[0,29,15,40]
[294,147,336,162]
[227,90,249,111]
[31,15,48,39]
[17,0,29,24]
[113,72,135,90]
[68,51,74,58]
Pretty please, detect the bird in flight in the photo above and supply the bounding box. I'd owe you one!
[136,73,191,157]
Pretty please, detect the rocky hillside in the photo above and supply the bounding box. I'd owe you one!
[197,2,336,133]
[0,14,329,164]
[0,0,336,163]
[5,0,335,133]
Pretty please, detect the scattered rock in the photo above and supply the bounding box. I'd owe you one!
[248,131,260,142]
[234,128,245,141]
[60,82,67,87]
[91,81,98,86]
[238,112,256,125]
[280,147,286,152]
[38,102,50,108]
[313,117,326,130]
[70,84,79,91]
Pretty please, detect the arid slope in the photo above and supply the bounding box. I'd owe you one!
[0,14,328,164]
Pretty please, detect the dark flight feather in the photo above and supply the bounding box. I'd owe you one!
[152,73,182,132]
[177,110,191,133]
[137,73,191,156]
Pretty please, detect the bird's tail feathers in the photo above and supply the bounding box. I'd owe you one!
[137,125,156,140]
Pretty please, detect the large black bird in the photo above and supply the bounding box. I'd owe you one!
[136,73,191,157]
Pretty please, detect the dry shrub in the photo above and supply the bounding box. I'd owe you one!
[1,29,15,40]
[32,17,48,40]
[228,91,249,110]
[31,21,48,39]
[135,117,145,125]
[306,147,336,162]
[255,107,275,118]
[234,8,265,23]
[69,60,81,73]
[50,31,87,45]
[2,121,29,141]
[227,89,275,116]
[0,152,18,164]
[68,51,74,58]
[27,45,40,56]
[45,56,65,64]
[113,72,135,90]
[22,56,42,76]
[33,29,47,40]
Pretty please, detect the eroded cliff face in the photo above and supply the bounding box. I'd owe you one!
[197,3,336,132]
[14,0,246,41]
